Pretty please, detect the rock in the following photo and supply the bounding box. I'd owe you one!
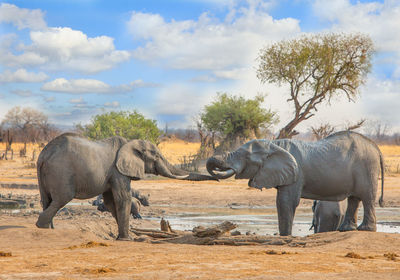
[0,198,26,209]
[231,230,241,236]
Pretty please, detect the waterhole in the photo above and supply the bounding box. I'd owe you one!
[148,206,400,237]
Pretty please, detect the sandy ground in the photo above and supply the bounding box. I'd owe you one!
[0,141,400,279]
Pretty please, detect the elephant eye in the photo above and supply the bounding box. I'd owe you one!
[134,150,143,158]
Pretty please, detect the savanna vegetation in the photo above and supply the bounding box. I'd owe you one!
[76,111,161,144]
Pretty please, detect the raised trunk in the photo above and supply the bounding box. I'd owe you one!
[206,156,236,179]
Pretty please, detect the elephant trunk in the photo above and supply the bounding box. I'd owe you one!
[206,156,236,179]
[156,157,217,181]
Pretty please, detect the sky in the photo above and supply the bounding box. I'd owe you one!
[0,0,399,133]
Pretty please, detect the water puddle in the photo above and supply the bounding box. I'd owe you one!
[148,206,400,237]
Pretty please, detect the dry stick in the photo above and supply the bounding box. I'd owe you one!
[192,221,237,237]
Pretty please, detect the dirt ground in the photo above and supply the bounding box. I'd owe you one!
[0,141,400,279]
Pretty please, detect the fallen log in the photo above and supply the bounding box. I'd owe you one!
[130,228,179,239]
[192,221,237,238]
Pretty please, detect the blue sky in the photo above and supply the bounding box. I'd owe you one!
[1,0,399,133]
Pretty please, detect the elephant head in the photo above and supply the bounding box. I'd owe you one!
[116,139,215,181]
[206,140,299,189]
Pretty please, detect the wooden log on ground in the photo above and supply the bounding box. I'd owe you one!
[192,221,237,238]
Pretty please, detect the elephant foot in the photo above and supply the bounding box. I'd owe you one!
[357,223,376,232]
[339,222,357,232]
[36,220,51,229]
[116,235,132,241]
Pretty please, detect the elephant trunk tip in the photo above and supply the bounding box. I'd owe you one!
[206,156,235,180]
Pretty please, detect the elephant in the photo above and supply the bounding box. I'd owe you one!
[92,190,149,219]
[36,133,216,240]
[206,131,384,236]
[311,199,347,233]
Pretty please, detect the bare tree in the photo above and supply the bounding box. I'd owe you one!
[196,120,217,158]
[311,123,335,140]
[257,33,374,139]
[344,119,366,131]
[310,119,366,141]
[2,107,49,155]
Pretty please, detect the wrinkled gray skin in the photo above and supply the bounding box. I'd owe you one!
[93,196,142,219]
[36,133,216,240]
[93,190,148,219]
[311,200,347,233]
[207,131,384,236]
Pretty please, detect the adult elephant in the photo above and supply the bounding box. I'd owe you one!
[311,200,347,233]
[36,133,216,240]
[206,131,384,236]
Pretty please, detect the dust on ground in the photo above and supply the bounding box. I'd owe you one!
[0,140,400,279]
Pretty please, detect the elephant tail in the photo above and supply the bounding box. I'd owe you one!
[378,151,385,208]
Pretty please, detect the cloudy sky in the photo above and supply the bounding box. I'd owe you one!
[0,0,399,132]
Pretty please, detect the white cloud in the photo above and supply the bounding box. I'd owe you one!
[41,78,154,94]
[69,97,85,104]
[154,83,215,118]
[42,78,111,94]
[104,101,120,108]
[11,89,33,97]
[0,3,46,30]
[8,27,131,73]
[44,96,55,102]
[127,3,300,72]
[359,77,400,131]
[0,68,48,83]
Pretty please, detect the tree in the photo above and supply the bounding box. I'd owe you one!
[257,33,374,139]
[310,119,366,140]
[200,93,277,150]
[77,111,161,143]
[1,107,52,154]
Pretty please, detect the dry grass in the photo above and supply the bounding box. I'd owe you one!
[380,145,400,175]
[158,139,200,165]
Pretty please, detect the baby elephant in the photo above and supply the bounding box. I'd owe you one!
[311,200,348,233]
[93,190,149,219]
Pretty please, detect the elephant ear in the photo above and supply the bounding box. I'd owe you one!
[116,141,145,179]
[249,142,299,189]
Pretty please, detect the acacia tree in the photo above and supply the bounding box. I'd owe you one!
[200,93,277,151]
[77,111,161,144]
[257,33,374,139]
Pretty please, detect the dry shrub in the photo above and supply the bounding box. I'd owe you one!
[0,251,12,257]
[264,250,294,255]
[345,252,365,259]
[79,267,116,274]
[384,252,399,261]
[66,241,110,249]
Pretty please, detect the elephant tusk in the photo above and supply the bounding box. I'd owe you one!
[172,174,190,180]
[212,168,235,179]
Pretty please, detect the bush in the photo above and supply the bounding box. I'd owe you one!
[77,111,161,143]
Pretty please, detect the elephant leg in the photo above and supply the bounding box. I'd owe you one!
[36,197,73,229]
[357,200,377,231]
[102,190,117,219]
[339,196,360,231]
[357,178,378,232]
[36,177,74,229]
[276,184,301,236]
[110,176,132,241]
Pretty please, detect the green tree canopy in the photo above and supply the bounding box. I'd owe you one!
[77,111,161,143]
[200,93,277,148]
[257,33,374,138]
